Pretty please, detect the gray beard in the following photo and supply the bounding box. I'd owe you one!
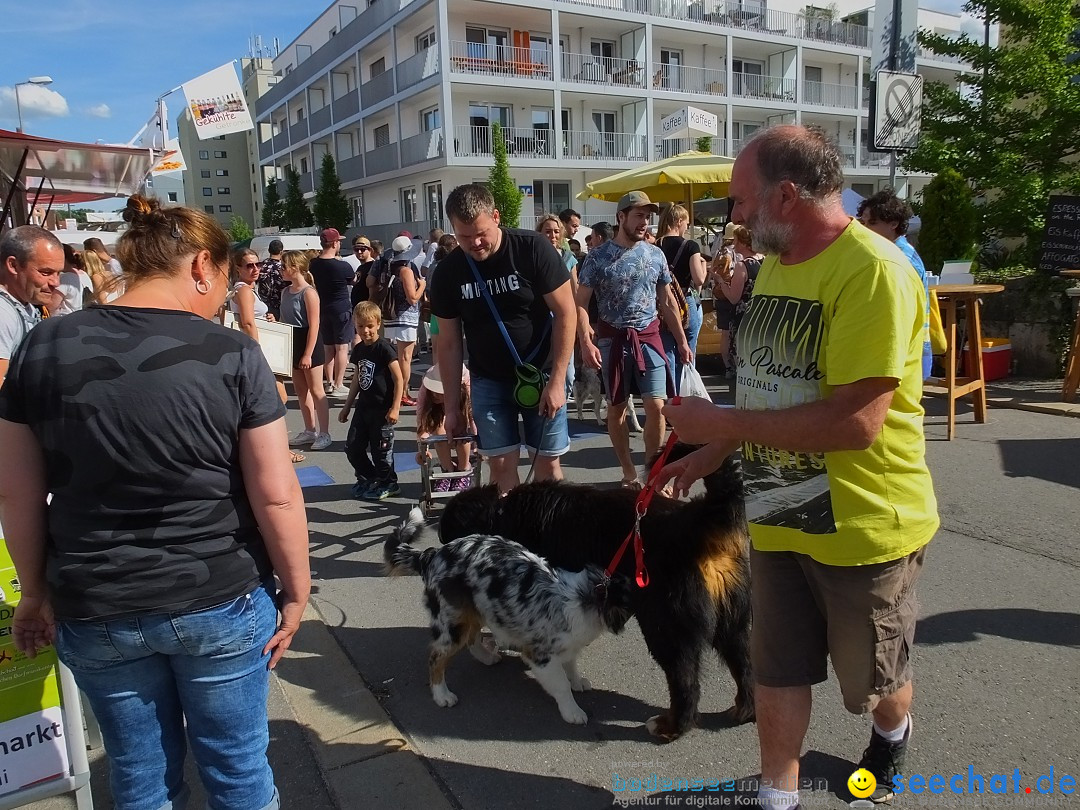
[749,212,794,256]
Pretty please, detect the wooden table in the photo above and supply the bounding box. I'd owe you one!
[928,283,1005,440]
[1060,269,1080,402]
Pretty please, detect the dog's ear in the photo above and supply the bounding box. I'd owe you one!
[601,575,636,634]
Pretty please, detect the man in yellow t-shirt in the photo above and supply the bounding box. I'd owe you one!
[660,125,938,808]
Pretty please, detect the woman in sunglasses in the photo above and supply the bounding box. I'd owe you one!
[230,248,275,340]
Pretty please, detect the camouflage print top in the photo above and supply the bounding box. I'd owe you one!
[0,305,287,621]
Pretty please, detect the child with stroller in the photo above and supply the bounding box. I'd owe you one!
[415,364,476,493]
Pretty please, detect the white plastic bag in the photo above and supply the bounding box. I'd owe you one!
[678,364,711,400]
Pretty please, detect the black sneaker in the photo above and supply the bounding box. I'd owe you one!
[857,715,911,803]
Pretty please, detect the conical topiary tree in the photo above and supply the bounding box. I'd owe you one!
[918,168,977,274]
[488,122,523,229]
[261,177,285,229]
[281,165,314,230]
[313,153,352,232]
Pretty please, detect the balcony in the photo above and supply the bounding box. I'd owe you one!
[364,142,399,174]
[272,131,290,153]
[731,72,796,103]
[289,120,309,144]
[453,125,555,159]
[860,147,893,169]
[309,104,332,135]
[449,41,553,80]
[338,154,365,182]
[360,69,396,108]
[654,136,730,159]
[332,90,359,123]
[300,172,313,194]
[651,63,727,96]
[398,46,440,91]
[802,81,859,109]
[563,130,649,161]
[562,52,647,89]
[401,129,444,166]
[259,138,274,160]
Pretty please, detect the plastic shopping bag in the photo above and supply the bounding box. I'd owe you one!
[679,364,711,400]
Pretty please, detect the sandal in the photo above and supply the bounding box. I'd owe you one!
[620,478,644,491]
[290,450,306,464]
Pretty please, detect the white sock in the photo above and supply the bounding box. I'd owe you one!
[758,786,800,809]
[874,713,910,743]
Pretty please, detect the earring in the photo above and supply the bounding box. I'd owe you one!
[195,279,212,295]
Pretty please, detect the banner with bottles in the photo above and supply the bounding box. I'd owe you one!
[182,63,254,140]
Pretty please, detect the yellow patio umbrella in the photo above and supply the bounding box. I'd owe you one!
[576,150,735,226]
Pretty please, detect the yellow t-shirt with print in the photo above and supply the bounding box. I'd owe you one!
[735,220,938,566]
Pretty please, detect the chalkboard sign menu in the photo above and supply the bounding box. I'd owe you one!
[1037,195,1080,273]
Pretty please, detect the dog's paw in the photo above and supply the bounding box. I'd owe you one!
[560,703,589,725]
[431,683,459,708]
[645,713,683,741]
[720,703,756,725]
[469,638,502,666]
[570,676,592,693]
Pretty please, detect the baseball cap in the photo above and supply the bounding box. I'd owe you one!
[724,221,738,241]
[618,191,659,214]
[421,365,469,395]
[353,236,371,248]
[397,230,413,239]
[320,228,341,244]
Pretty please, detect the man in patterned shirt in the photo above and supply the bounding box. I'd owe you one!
[257,238,287,320]
[576,191,690,488]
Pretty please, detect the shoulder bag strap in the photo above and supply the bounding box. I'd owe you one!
[465,255,552,365]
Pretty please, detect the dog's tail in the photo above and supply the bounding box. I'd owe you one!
[383,507,434,576]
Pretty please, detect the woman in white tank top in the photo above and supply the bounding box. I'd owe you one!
[229,249,273,340]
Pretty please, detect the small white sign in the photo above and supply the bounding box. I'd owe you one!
[0,707,70,797]
[183,63,254,141]
[873,71,923,151]
[660,106,718,140]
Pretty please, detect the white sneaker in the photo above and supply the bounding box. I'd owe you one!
[310,433,333,450]
[332,386,350,398]
[289,429,317,446]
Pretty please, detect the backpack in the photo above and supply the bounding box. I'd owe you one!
[369,253,393,308]
[661,238,691,330]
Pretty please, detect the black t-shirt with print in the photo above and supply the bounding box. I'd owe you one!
[0,306,286,621]
[658,235,701,291]
[351,260,376,308]
[428,228,570,382]
[350,337,398,412]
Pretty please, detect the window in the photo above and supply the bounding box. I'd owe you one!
[804,66,824,104]
[168,192,178,202]
[340,5,357,27]
[216,169,229,176]
[424,182,443,227]
[465,26,508,60]
[468,103,511,152]
[198,150,209,160]
[352,193,365,227]
[659,49,682,90]
[329,26,337,37]
[400,187,418,223]
[732,59,764,96]
[534,181,570,217]
[295,107,305,122]
[204,205,215,213]
[215,135,226,141]
[214,150,227,158]
[420,107,441,132]
[300,157,309,174]
[201,170,211,178]
[217,187,231,195]
[202,187,213,196]
[417,29,436,50]
[851,183,875,197]
[219,204,233,213]
[296,44,312,63]
[373,124,391,148]
[590,40,615,61]
[370,57,386,78]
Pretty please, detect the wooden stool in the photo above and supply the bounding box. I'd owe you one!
[928,284,1004,440]
[1059,269,1080,402]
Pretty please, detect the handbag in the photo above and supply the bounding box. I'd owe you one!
[465,255,552,409]
[659,238,691,331]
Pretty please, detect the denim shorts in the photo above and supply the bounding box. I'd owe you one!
[56,582,280,810]
[598,337,669,403]
[469,373,570,457]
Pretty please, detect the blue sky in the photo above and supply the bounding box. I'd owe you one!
[0,1,318,145]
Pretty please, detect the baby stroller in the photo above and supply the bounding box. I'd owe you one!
[417,434,484,517]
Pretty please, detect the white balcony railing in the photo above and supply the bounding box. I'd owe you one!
[651,63,728,95]
[731,73,797,102]
[802,81,859,109]
[449,41,553,80]
[563,130,649,160]
[452,125,555,158]
[654,136,730,159]
[562,52,647,89]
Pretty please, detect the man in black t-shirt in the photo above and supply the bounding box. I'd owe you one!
[429,184,575,493]
[310,228,355,396]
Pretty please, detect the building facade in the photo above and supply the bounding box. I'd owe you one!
[255,0,970,242]
[178,109,258,231]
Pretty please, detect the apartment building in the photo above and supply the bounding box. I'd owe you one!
[178,109,257,231]
[255,0,970,241]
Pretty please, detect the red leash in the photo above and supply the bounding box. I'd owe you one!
[605,397,681,588]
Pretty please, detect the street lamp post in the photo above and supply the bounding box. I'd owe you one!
[14,76,54,133]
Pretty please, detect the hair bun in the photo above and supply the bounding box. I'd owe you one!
[123,194,168,227]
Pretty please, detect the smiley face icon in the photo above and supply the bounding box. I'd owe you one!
[848,768,877,799]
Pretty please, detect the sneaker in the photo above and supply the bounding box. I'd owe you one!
[289,429,317,446]
[368,481,401,500]
[451,472,473,491]
[400,395,418,407]
[857,715,911,803]
[310,433,333,451]
[350,480,369,499]
[331,386,350,398]
[433,477,453,493]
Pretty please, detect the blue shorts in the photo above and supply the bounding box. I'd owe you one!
[598,338,668,403]
[470,373,570,457]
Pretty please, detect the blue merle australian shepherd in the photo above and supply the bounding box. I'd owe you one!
[438,445,753,741]
[385,508,634,724]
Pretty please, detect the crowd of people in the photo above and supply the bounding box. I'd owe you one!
[0,124,938,810]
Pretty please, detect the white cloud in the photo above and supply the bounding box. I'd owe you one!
[86,104,112,119]
[0,84,70,125]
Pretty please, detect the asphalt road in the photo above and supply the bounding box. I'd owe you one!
[297,362,1080,810]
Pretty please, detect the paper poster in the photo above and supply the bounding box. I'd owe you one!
[182,63,254,140]
[0,536,70,796]
[150,139,187,174]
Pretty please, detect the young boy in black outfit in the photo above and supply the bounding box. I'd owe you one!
[339,301,404,499]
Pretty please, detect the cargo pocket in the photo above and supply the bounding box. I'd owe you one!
[872,594,917,692]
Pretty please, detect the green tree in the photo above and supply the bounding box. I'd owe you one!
[312,153,352,232]
[917,168,978,273]
[281,166,314,230]
[695,136,713,153]
[488,122,523,229]
[261,178,285,229]
[228,215,254,243]
[904,0,1080,264]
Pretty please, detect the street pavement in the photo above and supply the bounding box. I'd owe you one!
[27,364,1080,809]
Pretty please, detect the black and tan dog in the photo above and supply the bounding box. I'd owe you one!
[439,446,753,741]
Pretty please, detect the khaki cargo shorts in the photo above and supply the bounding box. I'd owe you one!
[749,545,926,714]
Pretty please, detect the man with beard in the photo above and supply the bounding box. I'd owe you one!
[658,125,937,808]
[257,239,287,320]
[576,191,690,489]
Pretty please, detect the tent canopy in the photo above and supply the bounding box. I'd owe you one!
[577,151,735,204]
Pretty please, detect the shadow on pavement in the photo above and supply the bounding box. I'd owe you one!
[916,608,1080,647]
[997,437,1080,489]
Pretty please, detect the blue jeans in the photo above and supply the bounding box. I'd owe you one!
[56,583,280,810]
[470,373,570,457]
[662,293,703,393]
